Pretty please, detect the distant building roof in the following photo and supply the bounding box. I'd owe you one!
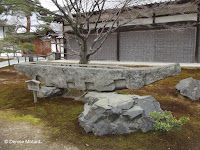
[75,0,179,11]
[54,0,185,17]
[103,0,177,8]
[128,0,177,6]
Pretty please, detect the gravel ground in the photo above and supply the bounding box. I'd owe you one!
[0,120,79,150]
[0,57,46,68]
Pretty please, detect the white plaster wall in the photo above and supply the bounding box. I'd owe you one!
[51,38,64,55]
[124,18,153,26]
[0,53,22,57]
[156,13,197,23]
[0,27,4,39]
[51,43,57,52]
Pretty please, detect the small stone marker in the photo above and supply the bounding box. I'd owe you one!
[25,80,41,103]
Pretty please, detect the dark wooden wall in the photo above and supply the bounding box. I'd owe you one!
[31,37,51,55]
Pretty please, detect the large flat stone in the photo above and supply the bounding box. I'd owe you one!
[14,62,181,91]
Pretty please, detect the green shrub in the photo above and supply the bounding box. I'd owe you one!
[149,110,189,131]
[21,42,36,53]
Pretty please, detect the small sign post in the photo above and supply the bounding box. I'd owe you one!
[25,80,41,103]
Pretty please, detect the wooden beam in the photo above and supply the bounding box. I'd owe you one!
[64,35,67,60]
[118,21,196,32]
[2,26,5,38]
[55,37,58,52]
[63,22,67,60]
[59,38,62,53]
[195,15,199,63]
[153,12,155,24]
[65,21,196,35]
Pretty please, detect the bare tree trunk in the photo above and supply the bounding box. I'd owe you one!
[26,15,31,33]
[7,54,10,66]
[79,40,89,64]
[28,51,34,62]
[29,55,33,62]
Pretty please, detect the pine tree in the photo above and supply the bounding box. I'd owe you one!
[0,0,54,61]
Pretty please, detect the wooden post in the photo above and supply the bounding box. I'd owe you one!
[195,4,200,63]
[59,38,62,54]
[3,26,5,38]
[7,55,10,66]
[153,12,156,24]
[33,91,37,103]
[25,80,41,103]
[117,21,120,61]
[55,37,58,52]
[63,22,67,60]
[64,36,67,60]
[29,54,34,62]
[42,40,45,55]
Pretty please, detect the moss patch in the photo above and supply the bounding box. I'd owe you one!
[0,58,13,62]
[0,58,7,62]
[0,110,41,125]
[0,65,200,150]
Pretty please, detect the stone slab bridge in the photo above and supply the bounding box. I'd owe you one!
[14,62,181,91]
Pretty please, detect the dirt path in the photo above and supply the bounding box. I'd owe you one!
[0,120,79,150]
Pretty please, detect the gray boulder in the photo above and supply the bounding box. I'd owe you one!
[78,92,163,136]
[175,77,200,100]
[37,86,65,98]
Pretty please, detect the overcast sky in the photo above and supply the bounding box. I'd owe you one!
[40,0,62,11]
[40,0,172,12]
[40,0,58,11]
